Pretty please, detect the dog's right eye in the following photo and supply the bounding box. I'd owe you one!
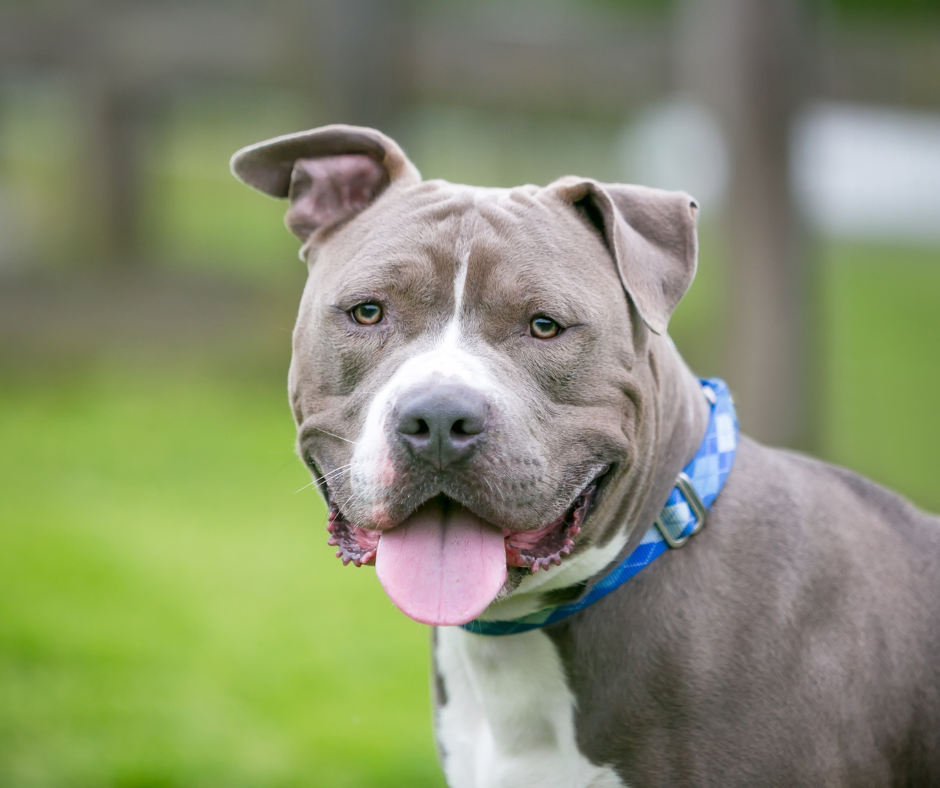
[351,302,383,325]
[530,315,562,339]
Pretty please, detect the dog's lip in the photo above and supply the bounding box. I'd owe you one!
[324,467,609,571]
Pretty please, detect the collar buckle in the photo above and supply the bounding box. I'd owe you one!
[654,472,708,548]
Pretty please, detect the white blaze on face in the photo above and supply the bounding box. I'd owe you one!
[348,217,503,519]
[441,231,471,348]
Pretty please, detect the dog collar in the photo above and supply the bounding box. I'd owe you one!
[461,378,738,636]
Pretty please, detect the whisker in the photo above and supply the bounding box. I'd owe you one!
[316,464,355,484]
[306,426,357,445]
[294,463,354,494]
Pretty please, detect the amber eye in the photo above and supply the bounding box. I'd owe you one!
[351,302,383,325]
[530,315,561,339]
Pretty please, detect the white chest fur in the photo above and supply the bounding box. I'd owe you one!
[434,627,626,788]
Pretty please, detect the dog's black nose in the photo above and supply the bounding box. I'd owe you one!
[395,384,488,470]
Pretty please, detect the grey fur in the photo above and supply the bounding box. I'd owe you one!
[231,125,940,786]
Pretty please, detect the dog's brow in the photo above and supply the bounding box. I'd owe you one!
[333,256,437,302]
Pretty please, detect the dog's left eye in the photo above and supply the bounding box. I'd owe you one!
[351,302,383,325]
[530,315,562,339]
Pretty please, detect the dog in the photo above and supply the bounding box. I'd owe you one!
[231,124,940,787]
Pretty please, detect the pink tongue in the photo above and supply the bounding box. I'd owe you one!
[375,498,507,626]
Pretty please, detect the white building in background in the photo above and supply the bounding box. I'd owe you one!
[620,98,940,246]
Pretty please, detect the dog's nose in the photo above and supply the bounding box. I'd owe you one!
[395,384,488,470]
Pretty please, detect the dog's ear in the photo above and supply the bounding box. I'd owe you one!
[230,124,421,242]
[552,178,699,335]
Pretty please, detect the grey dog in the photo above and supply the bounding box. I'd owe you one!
[231,124,940,787]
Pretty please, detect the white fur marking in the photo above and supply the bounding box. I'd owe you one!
[436,627,627,788]
[479,529,630,622]
[351,216,506,510]
[442,224,472,348]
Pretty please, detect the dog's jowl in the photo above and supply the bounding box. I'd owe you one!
[232,125,940,787]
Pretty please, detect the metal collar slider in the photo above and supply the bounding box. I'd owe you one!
[655,472,708,548]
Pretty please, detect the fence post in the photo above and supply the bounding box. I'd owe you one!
[84,81,154,267]
[315,0,410,129]
[676,0,814,448]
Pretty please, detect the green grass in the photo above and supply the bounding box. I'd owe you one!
[1,242,937,787]
[822,243,940,513]
[0,366,446,788]
[1,90,938,786]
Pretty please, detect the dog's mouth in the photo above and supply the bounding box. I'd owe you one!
[324,473,603,626]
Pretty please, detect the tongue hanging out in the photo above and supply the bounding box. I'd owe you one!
[375,496,508,626]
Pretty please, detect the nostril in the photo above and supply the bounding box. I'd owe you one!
[399,416,431,437]
[454,414,485,437]
[451,416,484,437]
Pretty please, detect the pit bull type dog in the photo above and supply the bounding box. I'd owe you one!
[231,125,940,787]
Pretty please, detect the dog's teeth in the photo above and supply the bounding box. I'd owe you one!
[552,555,562,566]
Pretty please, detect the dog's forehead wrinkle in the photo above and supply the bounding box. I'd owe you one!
[459,215,625,330]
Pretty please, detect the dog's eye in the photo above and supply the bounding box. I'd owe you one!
[351,302,383,325]
[303,450,320,473]
[530,315,562,339]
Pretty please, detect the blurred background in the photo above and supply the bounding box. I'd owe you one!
[1,0,938,785]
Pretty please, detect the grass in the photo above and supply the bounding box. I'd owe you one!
[0,366,446,788]
[821,242,940,513]
[1,242,937,787]
[0,92,938,786]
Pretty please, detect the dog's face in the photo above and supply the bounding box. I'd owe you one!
[232,126,698,626]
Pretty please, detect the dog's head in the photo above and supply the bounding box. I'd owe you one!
[232,125,699,626]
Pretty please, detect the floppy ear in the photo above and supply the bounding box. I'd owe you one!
[552,178,699,335]
[230,124,421,242]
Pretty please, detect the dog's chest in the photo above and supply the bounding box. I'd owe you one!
[434,627,626,788]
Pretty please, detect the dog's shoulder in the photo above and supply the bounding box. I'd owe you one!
[718,435,940,551]
[775,442,940,538]
[710,435,940,627]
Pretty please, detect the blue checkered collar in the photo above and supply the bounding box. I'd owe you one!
[460,378,738,636]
